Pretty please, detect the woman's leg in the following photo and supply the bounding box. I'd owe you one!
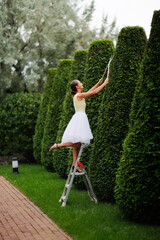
[49,142,81,151]
[49,141,81,171]
[73,145,79,166]
[73,143,82,172]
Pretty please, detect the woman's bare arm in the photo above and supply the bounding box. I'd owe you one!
[88,78,103,92]
[77,78,109,100]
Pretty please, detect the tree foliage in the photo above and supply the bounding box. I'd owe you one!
[53,50,88,178]
[0,0,119,100]
[33,68,57,163]
[115,11,160,224]
[75,40,114,188]
[41,59,73,171]
[89,26,147,202]
[0,92,41,161]
[98,14,119,43]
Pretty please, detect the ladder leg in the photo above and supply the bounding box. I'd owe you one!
[83,172,98,203]
[59,163,73,203]
[61,167,76,207]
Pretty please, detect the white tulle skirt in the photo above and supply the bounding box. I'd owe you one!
[61,112,93,145]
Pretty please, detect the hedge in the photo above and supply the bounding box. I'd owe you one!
[89,27,147,202]
[52,50,88,178]
[41,59,73,171]
[115,11,160,224]
[0,93,41,161]
[75,40,114,188]
[33,68,57,163]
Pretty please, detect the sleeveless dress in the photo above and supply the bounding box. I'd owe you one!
[61,93,93,145]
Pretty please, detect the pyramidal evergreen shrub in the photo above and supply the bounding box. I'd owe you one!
[75,40,114,189]
[89,26,147,202]
[53,50,88,178]
[33,68,57,163]
[115,11,160,224]
[83,40,114,133]
[41,59,73,171]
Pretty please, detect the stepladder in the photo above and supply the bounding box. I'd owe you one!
[59,143,98,207]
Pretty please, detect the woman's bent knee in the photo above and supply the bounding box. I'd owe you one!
[73,142,81,148]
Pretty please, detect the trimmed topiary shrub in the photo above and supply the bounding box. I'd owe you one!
[115,11,160,224]
[75,40,114,188]
[0,93,41,161]
[53,50,88,178]
[33,68,57,163]
[41,59,73,171]
[89,26,147,202]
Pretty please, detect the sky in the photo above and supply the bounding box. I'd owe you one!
[85,0,160,38]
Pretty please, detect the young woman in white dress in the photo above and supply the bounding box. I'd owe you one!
[49,77,109,171]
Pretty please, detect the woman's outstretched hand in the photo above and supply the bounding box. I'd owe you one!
[98,78,104,84]
[104,78,109,85]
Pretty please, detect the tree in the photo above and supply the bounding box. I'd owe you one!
[0,0,119,100]
[98,14,119,43]
[75,40,114,189]
[0,0,25,98]
[53,50,88,178]
[0,0,93,98]
[41,59,73,171]
[33,68,57,163]
[115,11,160,224]
[0,92,41,161]
[89,26,147,202]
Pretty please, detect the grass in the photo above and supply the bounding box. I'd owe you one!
[0,164,160,240]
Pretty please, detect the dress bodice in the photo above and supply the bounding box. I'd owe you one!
[73,94,86,112]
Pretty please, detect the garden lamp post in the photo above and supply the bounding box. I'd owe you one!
[12,157,19,174]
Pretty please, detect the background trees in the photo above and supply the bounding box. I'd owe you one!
[0,0,119,101]
[0,92,41,160]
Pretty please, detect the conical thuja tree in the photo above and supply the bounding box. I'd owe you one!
[41,59,73,171]
[89,26,147,202]
[115,11,160,224]
[53,50,88,178]
[74,40,114,189]
[33,68,57,163]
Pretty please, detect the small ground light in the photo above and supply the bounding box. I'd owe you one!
[12,157,19,174]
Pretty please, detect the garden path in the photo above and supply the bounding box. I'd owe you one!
[0,176,73,240]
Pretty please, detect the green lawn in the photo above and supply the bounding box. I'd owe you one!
[0,164,159,240]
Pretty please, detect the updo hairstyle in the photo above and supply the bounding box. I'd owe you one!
[70,80,79,96]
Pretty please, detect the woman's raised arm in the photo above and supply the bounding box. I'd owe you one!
[77,78,109,100]
[88,78,103,92]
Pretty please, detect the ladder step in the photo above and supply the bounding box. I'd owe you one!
[71,172,85,176]
[65,184,70,189]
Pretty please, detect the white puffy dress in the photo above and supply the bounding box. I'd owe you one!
[61,93,93,145]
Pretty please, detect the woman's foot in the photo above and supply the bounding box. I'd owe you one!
[77,166,82,173]
[72,165,82,173]
[49,143,59,152]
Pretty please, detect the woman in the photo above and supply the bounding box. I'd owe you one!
[49,77,109,171]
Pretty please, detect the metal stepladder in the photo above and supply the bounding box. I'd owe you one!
[59,143,98,207]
